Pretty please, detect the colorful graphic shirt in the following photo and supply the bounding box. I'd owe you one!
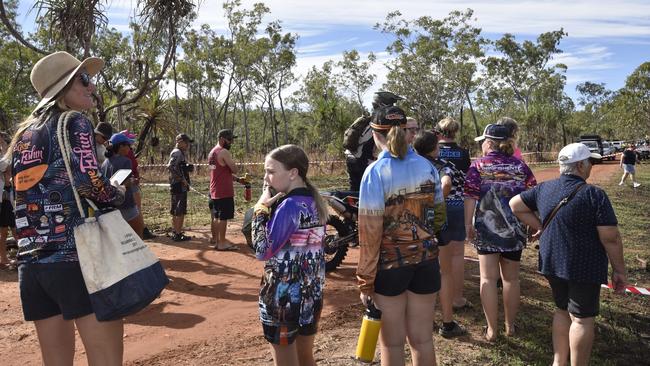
[464,151,536,252]
[357,148,447,294]
[12,110,124,264]
[427,156,465,203]
[252,188,326,330]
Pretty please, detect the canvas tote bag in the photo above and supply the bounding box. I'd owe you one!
[57,112,169,321]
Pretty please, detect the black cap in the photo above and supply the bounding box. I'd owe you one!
[94,122,113,140]
[176,133,194,143]
[370,106,407,131]
[217,129,237,140]
[474,124,509,142]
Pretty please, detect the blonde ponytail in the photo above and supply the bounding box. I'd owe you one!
[387,125,408,159]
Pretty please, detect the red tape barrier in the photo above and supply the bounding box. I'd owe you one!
[601,283,650,296]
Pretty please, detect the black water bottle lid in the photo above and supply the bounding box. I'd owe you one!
[366,300,381,320]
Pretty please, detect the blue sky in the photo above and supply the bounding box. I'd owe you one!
[15,0,650,108]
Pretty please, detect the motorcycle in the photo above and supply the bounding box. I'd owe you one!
[241,190,359,272]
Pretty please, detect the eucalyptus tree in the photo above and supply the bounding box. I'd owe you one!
[336,49,376,115]
[377,9,486,129]
[251,20,297,147]
[482,29,568,116]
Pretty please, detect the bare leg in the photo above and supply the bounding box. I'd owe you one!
[210,216,218,244]
[499,256,520,335]
[552,309,571,366]
[479,254,500,341]
[33,314,76,366]
[75,314,124,366]
[405,290,437,366]
[569,315,595,366]
[449,240,467,307]
[374,292,408,366]
[295,334,317,366]
[438,245,454,323]
[217,219,229,245]
[127,213,145,239]
[269,343,299,366]
[0,226,8,264]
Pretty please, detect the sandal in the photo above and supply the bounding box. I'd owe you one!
[483,326,497,343]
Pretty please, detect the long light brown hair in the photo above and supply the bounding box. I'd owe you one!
[268,144,328,225]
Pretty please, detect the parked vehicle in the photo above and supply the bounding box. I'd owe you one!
[637,144,650,160]
[579,135,608,163]
[601,141,616,161]
[241,190,359,272]
[611,140,625,151]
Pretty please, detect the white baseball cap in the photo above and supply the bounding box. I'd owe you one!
[558,143,602,164]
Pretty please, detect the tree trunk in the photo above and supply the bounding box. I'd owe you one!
[465,91,480,136]
[173,48,180,134]
[239,87,251,153]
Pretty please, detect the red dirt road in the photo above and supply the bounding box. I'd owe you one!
[0,160,623,365]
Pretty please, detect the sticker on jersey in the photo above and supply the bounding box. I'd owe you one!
[14,164,48,191]
[44,204,63,213]
[16,217,29,228]
[49,191,62,203]
[15,204,27,211]
[54,215,64,224]
[54,225,66,234]
[28,203,39,212]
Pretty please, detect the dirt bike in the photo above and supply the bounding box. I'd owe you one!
[241,190,359,272]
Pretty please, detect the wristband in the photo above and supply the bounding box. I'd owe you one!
[254,203,270,215]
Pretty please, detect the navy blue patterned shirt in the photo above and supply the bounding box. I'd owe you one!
[519,174,618,283]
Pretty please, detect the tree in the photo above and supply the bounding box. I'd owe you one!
[377,9,486,129]
[482,29,568,115]
[336,50,376,115]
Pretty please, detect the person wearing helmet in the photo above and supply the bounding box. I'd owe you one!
[343,91,403,191]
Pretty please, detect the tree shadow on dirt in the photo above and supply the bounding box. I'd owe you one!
[125,300,206,329]
[160,257,257,280]
[163,274,258,302]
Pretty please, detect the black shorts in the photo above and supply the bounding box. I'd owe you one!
[18,261,94,321]
[374,259,441,296]
[170,191,188,216]
[476,249,523,262]
[209,197,235,220]
[0,199,15,228]
[262,300,322,345]
[546,276,601,318]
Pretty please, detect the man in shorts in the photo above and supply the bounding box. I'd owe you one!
[207,129,239,250]
[510,142,627,366]
[168,133,193,242]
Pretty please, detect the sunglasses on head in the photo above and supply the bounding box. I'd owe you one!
[77,72,92,87]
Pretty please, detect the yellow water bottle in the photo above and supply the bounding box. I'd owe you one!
[355,300,382,363]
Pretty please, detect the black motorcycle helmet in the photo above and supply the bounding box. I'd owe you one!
[372,91,404,109]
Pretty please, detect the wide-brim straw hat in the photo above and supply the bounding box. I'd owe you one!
[30,51,104,113]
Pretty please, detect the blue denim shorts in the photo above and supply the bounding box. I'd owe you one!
[439,201,466,245]
[19,261,94,321]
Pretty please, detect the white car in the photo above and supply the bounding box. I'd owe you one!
[601,141,616,160]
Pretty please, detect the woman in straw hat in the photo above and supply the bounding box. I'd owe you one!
[5,51,126,365]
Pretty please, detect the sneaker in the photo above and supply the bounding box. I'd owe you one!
[633,182,641,188]
[172,233,192,242]
[438,321,467,339]
[619,181,624,186]
[143,227,156,240]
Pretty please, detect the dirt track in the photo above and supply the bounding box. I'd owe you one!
[0,160,623,365]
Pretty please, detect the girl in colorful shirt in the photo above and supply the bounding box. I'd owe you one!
[413,130,468,338]
[357,106,446,365]
[252,144,328,366]
[464,123,537,341]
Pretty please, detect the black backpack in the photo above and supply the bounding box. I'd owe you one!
[342,115,371,151]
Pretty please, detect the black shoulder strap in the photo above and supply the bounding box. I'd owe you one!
[541,183,587,231]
